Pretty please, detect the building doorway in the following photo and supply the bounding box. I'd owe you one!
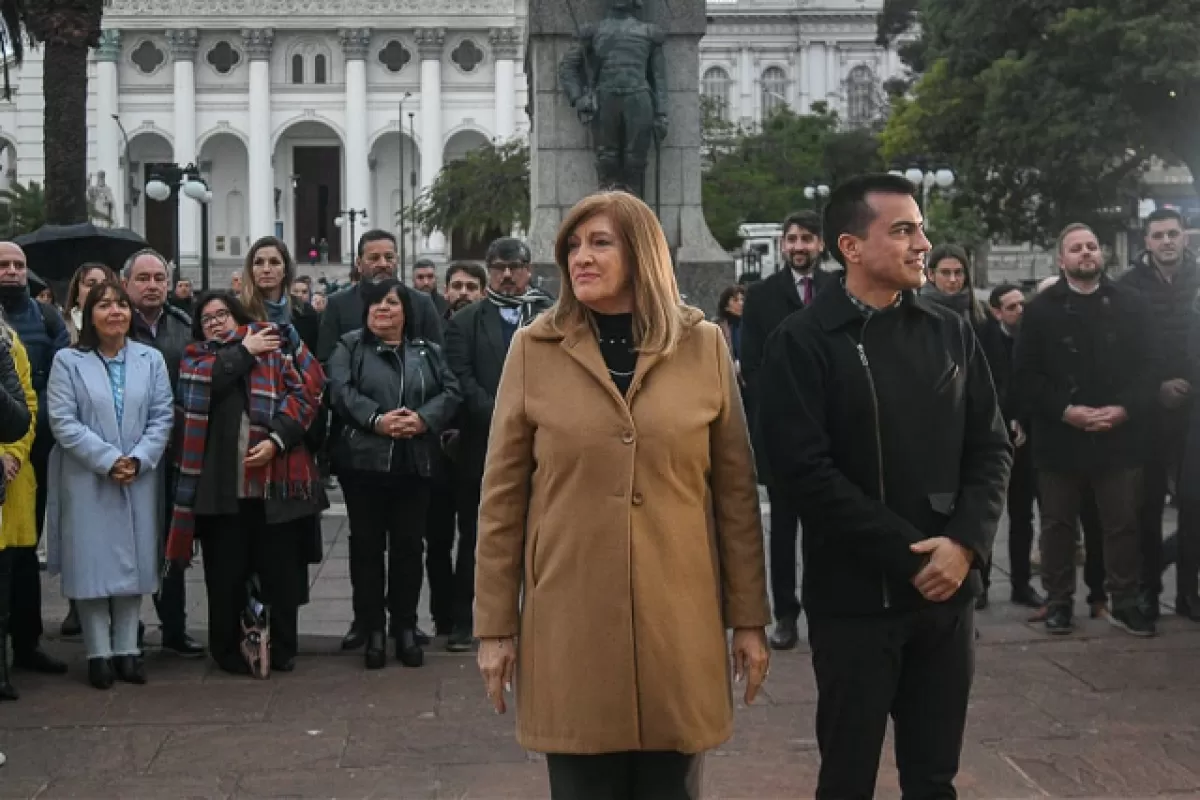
[293,146,342,263]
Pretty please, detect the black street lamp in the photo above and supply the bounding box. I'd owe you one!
[397,91,411,281]
[408,111,418,266]
[889,160,955,211]
[112,114,135,228]
[145,162,211,288]
[334,208,369,266]
[804,180,831,215]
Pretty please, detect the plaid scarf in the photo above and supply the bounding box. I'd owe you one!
[166,323,326,564]
[487,286,553,329]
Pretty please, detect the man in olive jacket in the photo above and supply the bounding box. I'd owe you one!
[759,174,1010,799]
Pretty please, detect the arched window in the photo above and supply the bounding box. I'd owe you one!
[314,54,327,84]
[847,65,877,127]
[701,66,732,121]
[760,66,787,119]
[291,54,304,84]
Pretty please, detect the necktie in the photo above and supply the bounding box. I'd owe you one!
[801,276,812,305]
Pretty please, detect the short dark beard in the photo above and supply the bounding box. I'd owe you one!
[788,252,816,273]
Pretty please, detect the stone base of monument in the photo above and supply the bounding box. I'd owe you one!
[526,0,734,315]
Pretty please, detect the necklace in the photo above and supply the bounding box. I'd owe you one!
[599,337,630,346]
[607,367,635,377]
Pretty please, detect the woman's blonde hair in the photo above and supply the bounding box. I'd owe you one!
[552,190,685,356]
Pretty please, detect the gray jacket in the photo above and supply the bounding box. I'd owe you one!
[327,330,462,477]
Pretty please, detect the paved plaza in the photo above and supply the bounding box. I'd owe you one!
[3,505,1200,799]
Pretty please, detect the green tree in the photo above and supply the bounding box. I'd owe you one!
[701,108,884,250]
[412,139,529,248]
[879,0,1200,245]
[0,180,47,237]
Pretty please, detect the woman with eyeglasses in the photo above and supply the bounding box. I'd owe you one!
[167,290,326,677]
[45,279,174,690]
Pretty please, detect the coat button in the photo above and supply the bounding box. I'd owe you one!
[632,492,644,506]
[621,430,635,444]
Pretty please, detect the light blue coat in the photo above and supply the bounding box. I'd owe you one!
[45,342,175,600]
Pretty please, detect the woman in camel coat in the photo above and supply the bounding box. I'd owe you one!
[474,190,770,799]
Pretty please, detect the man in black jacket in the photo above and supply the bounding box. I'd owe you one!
[412,258,449,317]
[759,174,1010,799]
[740,210,834,650]
[1117,208,1199,620]
[444,237,552,652]
[1015,223,1157,637]
[977,284,1045,610]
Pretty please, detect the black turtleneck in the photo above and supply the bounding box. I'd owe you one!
[593,312,638,395]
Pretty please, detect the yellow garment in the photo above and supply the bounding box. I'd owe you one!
[0,333,38,550]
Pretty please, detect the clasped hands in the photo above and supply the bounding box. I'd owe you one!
[374,408,427,439]
[1062,404,1128,433]
[910,537,973,603]
[107,455,140,486]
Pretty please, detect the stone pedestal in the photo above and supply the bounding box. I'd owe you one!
[526,0,733,314]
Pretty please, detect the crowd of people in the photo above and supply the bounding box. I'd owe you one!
[0,175,1193,796]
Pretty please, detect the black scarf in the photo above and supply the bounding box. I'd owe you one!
[487,286,551,329]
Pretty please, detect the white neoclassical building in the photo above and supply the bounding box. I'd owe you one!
[0,0,895,279]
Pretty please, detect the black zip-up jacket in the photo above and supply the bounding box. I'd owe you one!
[758,281,1011,618]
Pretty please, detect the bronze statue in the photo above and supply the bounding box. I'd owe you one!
[558,0,668,197]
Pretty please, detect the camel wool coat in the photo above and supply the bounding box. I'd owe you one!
[474,307,770,755]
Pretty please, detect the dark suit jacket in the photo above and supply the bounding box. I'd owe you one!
[316,282,443,362]
[741,266,835,482]
[444,299,519,479]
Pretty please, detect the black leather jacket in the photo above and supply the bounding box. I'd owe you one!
[327,330,462,477]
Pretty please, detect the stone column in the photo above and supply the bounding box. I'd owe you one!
[826,44,840,107]
[792,43,806,112]
[340,28,372,236]
[807,40,827,111]
[96,29,123,225]
[167,29,199,268]
[242,28,274,242]
[737,46,753,125]
[490,28,520,141]
[416,28,445,255]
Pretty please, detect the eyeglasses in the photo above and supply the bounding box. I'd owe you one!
[449,280,481,291]
[201,308,232,328]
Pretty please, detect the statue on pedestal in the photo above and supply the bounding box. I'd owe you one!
[88,171,115,226]
[558,0,668,197]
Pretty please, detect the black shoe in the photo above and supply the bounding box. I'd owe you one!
[414,627,431,646]
[271,655,296,673]
[161,633,205,658]
[1010,585,1046,609]
[1108,605,1157,637]
[87,657,114,691]
[113,655,147,685]
[396,629,424,668]
[137,622,144,650]
[365,632,387,670]
[975,592,989,611]
[341,622,366,651]
[60,604,82,638]
[445,625,474,653]
[1139,592,1161,622]
[1177,595,1200,622]
[1045,605,1074,635]
[769,616,799,650]
[13,647,68,675]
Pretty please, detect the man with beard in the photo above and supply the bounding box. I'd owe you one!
[978,284,1044,611]
[758,175,1010,797]
[444,237,552,652]
[412,258,449,317]
[316,230,444,363]
[0,241,68,676]
[443,262,485,320]
[740,210,833,650]
[1117,208,1200,621]
[1015,223,1157,636]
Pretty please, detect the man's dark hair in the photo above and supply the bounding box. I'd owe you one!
[485,237,531,265]
[413,257,437,271]
[76,278,132,351]
[781,210,822,240]
[988,283,1022,310]
[359,277,416,341]
[1144,208,1185,235]
[446,261,487,289]
[823,173,917,267]
[293,275,312,287]
[357,229,397,258]
[190,290,255,340]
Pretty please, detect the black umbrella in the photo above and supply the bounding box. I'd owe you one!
[14,223,149,281]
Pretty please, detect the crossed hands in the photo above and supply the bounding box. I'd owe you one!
[1,455,19,483]
[1063,405,1128,433]
[910,537,973,603]
[374,409,427,439]
[108,456,140,486]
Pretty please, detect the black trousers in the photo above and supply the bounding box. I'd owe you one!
[546,751,703,800]
[344,476,429,634]
[985,443,1037,591]
[0,546,12,622]
[10,435,53,652]
[809,603,975,800]
[452,476,482,629]
[1136,457,1174,597]
[152,462,188,637]
[1079,488,1108,605]
[767,482,802,621]
[197,501,302,667]
[1175,501,1200,600]
[425,473,456,630]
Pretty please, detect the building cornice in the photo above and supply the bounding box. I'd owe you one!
[106,0,510,15]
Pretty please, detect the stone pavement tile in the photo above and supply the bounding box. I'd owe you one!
[36,774,235,800]
[306,577,355,600]
[988,734,1200,797]
[233,765,437,799]
[972,646,1090,697]
[964,694,1074,743]
[1035,688,1200,737]
[0,675,111,730]
[701,751,821,799]
[1044,645,1200,692]
[340,714,528,770]
[753,651,816,705]
[296,599,357,622]
[715,703,817,758]
[0,777,49,800]
[0,726,169,782]
[146,722,348,777]
[873,741,1044,800]
[431,761,549,799]
[267,666,440,722]
[316,557,351,579]
[102,680,274,726]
